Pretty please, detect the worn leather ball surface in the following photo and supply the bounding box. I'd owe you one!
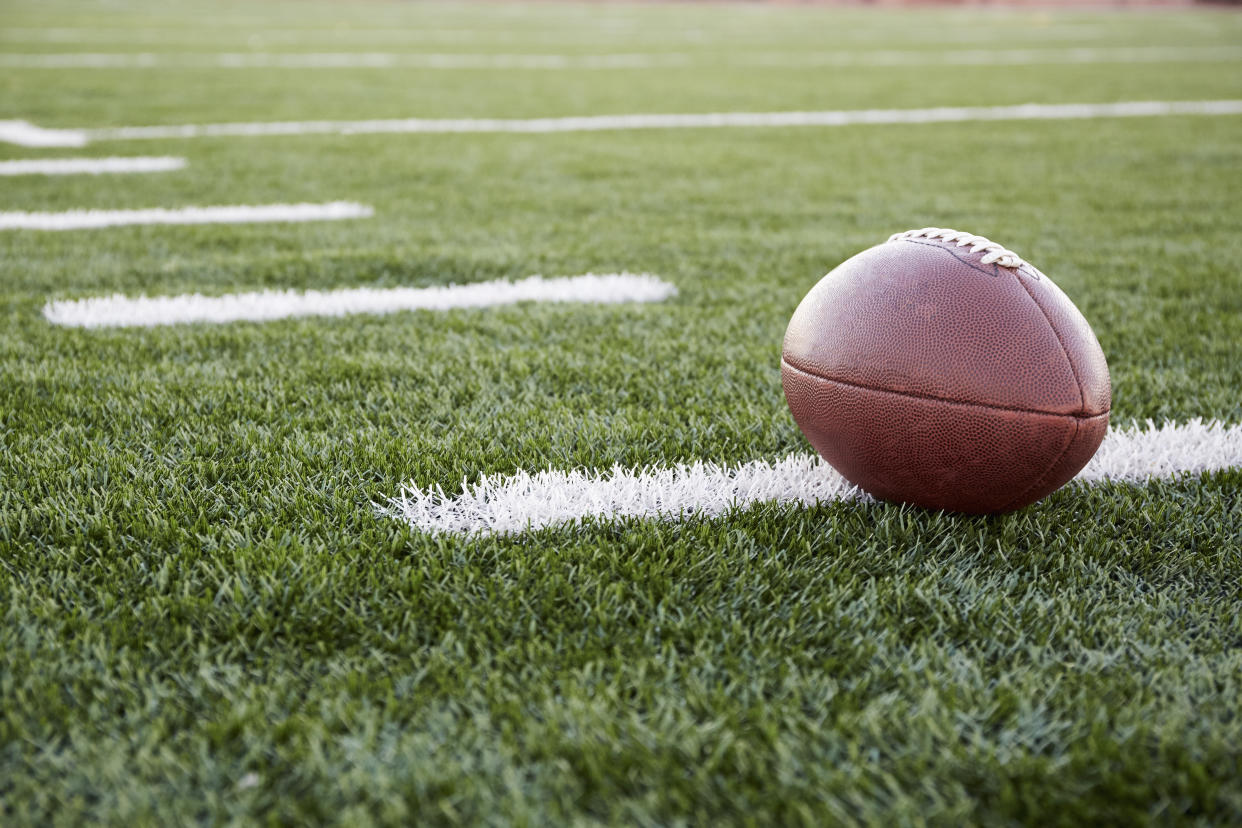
[781,229,1111,514]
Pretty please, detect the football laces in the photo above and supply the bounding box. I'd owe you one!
[889,228,1027,269]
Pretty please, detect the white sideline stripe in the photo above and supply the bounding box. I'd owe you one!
[0,201,372,231]
[0,119,88,147]
[0,52,689,69]
[40,100,1242,145]
[3,46,1241,69]
[0,156,185,175]
[378,420,1242,536]
[755,46,1242,67]
[41,273,677,328]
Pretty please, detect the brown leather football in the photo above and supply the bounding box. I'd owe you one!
[781,228,1110,514]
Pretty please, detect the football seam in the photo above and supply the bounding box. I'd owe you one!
[1010,269,1088,414]
[780,357,1109,420]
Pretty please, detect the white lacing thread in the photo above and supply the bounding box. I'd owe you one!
[888,227,1026,269]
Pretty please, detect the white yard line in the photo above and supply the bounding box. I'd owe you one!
[86,100,1242,139]
[5,101,1240,146]
[0,156,185,175]
[2,100,1236,147]
[0,52,690,69]
[0,26,658,44]
[0,119,88,147]
[41,273,677,328]
[1,201,372,231]
[2,46,1240,69]
[379,419,1242,536]
[0,22,1193,45]
[751,45,1242,67]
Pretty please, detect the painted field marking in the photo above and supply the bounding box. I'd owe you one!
[751,45,1242,67]
[0,156,185,175]
[3,100,1237,147]
[0,119,88,148]
[0,201,372,231]
[379,419,1242,536]
[0,21,1194,45]
[0,26,663,44]
[2,46,1240,70]
[41,273,676,328]
[0,52,690,69]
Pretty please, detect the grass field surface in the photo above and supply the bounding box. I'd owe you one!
[2,0,1241,824]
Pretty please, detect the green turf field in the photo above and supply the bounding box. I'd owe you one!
[2,0,1242,823]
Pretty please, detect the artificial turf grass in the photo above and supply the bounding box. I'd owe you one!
[3,477,1240,824]
[3,0,1242,823]
[4,119,1242,433]
[3,298,1240,824]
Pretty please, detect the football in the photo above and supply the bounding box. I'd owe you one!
[782,228,1111,514]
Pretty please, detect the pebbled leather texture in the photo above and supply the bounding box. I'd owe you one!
[781,236,1111,514]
